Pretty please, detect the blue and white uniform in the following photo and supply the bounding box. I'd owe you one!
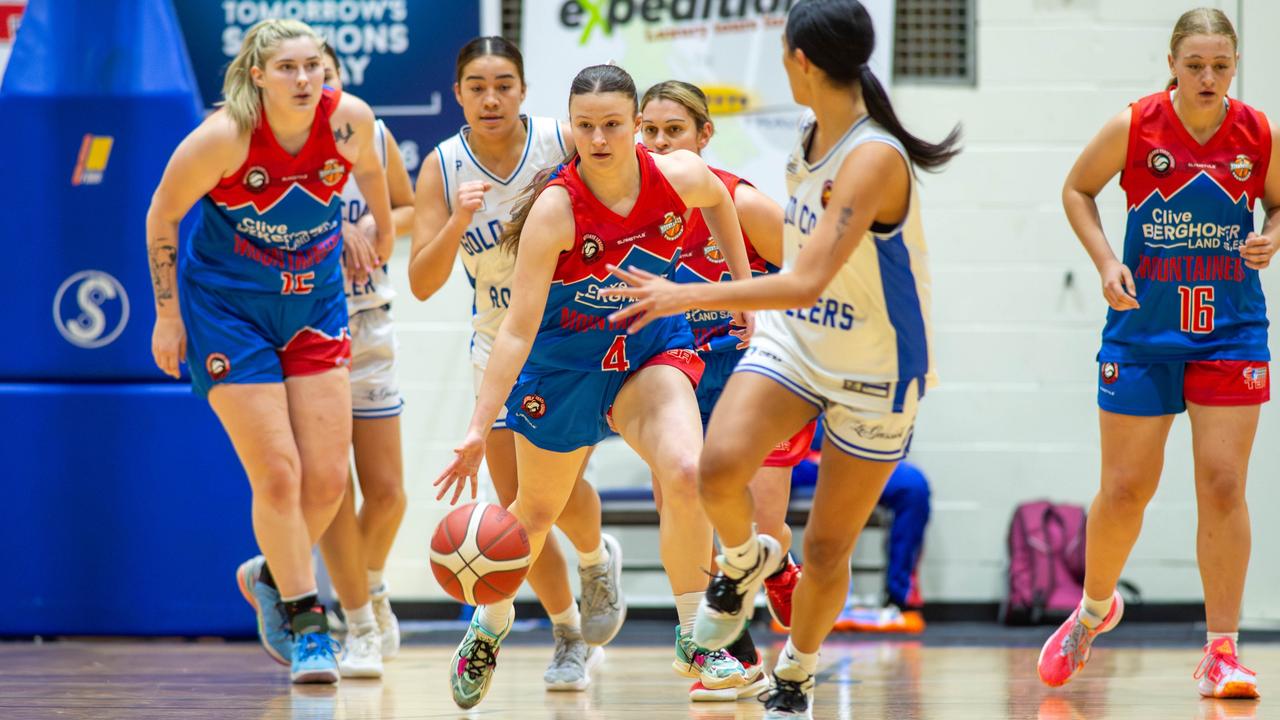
[435,115,566,427]
[341,119,402,419]
[741,113,933,462]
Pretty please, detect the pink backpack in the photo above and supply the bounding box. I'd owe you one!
[1000,501,1087,625]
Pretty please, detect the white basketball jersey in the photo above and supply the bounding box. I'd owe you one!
[342,119,396,313]
[754,112,935,406]
[435,115,567,365]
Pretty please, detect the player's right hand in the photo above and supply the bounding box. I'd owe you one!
[151,315,186,379]
[1100,260,1140,311]
[435,430,487,505]
[455,181,491,219]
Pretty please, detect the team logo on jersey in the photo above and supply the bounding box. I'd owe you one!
[1101,362,1119,385]
[206,352,231,381]
[703,237,725,263]
[1231,154,1254,181]
[520,393,547,419]
[581,233,604,264]
[1147,149,1175,177]
[660,212,685,241]
[821,179,833,209]
[244,166,270,193]
[1242,365,1268,390]
[319,158,346,187]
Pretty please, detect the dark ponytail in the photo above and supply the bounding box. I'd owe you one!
[500,64,638,253]
[786,0,961,171]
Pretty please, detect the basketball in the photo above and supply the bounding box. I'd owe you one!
[429,502,531,606]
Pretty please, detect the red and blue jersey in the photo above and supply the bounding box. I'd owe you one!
[183,87,352,297]
[529,144,693,372]
[1104,91,1271,361]
[670,167,774,354]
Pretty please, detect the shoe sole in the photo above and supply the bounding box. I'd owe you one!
[582,534,627,647]
[672,659,748,690]
[695,536,782,649]
[1202,681,1260,699]
[1036,592,1125,687]
[544,645,604,692]
[339,664,384,679]
[291,668,340,684]
[235,558,289,667]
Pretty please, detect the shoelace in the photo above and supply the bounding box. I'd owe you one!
[462,636,499,680]
[1059,621,1091,665]
[551,631,587,669]
[760,677,810,711]
[580,564,618,613]
[694,646,736,671]
[296,633,341,663]
[1195,650,1256,680]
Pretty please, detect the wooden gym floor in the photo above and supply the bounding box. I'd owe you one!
[1,623,1275,719]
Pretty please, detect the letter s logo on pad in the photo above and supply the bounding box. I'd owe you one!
[53,270,130,349]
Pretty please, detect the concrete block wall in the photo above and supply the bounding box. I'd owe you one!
[379,0,1280,626]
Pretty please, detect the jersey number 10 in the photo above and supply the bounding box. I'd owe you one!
[1178,285,1215,334]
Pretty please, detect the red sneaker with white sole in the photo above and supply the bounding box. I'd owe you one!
[1037,590,1124,687]
[763,556,800,631]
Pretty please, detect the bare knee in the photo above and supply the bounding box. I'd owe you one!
[253,454,303,510]
[1197,468,1248,514]
[1098,469,1158,513]
[301,458,349,509]
[802,534,856,578]
[360,473,407,518]
[658,455,700,508]
[698,447,751,501]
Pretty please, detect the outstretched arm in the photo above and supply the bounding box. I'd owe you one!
[434,187,575,503]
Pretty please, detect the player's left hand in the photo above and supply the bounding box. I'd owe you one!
[435,430,486,505]
[601,264,691,333]
[342,222,378,285]
[1241,231,1277,270]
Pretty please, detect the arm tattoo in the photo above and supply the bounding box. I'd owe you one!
[150,242,177,305]
[334,122,355,144]
[831,207,854,258]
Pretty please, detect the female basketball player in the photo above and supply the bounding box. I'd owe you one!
[312,45,414,679]
[1036,9,1278,699]
[639,80,812,702]
[603,1,960,714]
[433,63,755,709]
[146,20,394,684]
[409,37,624,691]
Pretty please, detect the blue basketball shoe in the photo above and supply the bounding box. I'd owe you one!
[236,555,292,665]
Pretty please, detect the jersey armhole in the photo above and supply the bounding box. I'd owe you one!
[1254,109,1273,202]
[1119,103,1140,193]
[435,144,452,213]
[851,137,912,236]
[553,119,567,155]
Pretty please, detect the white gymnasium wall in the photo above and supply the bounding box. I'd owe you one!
[381,0,1280,625]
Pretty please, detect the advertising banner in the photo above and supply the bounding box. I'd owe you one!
[521,0,892,203]
[173,0,480,176]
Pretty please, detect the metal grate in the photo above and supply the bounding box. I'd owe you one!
[893,0,974,84]
[501,0,521,46]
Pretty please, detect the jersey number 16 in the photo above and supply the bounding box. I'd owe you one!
[1178,285,1215,334]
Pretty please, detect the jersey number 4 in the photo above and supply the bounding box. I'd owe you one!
[1178,285,1215,334]
[602,335,631,372]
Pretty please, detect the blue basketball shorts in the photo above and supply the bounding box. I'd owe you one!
[505,346,705,453]
[1097,359,1270,416]
[180,277,351,398]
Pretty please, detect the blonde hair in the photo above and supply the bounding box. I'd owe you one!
[220,19,326,133]
[641,80,712,134]
[1168,8,1238,88]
